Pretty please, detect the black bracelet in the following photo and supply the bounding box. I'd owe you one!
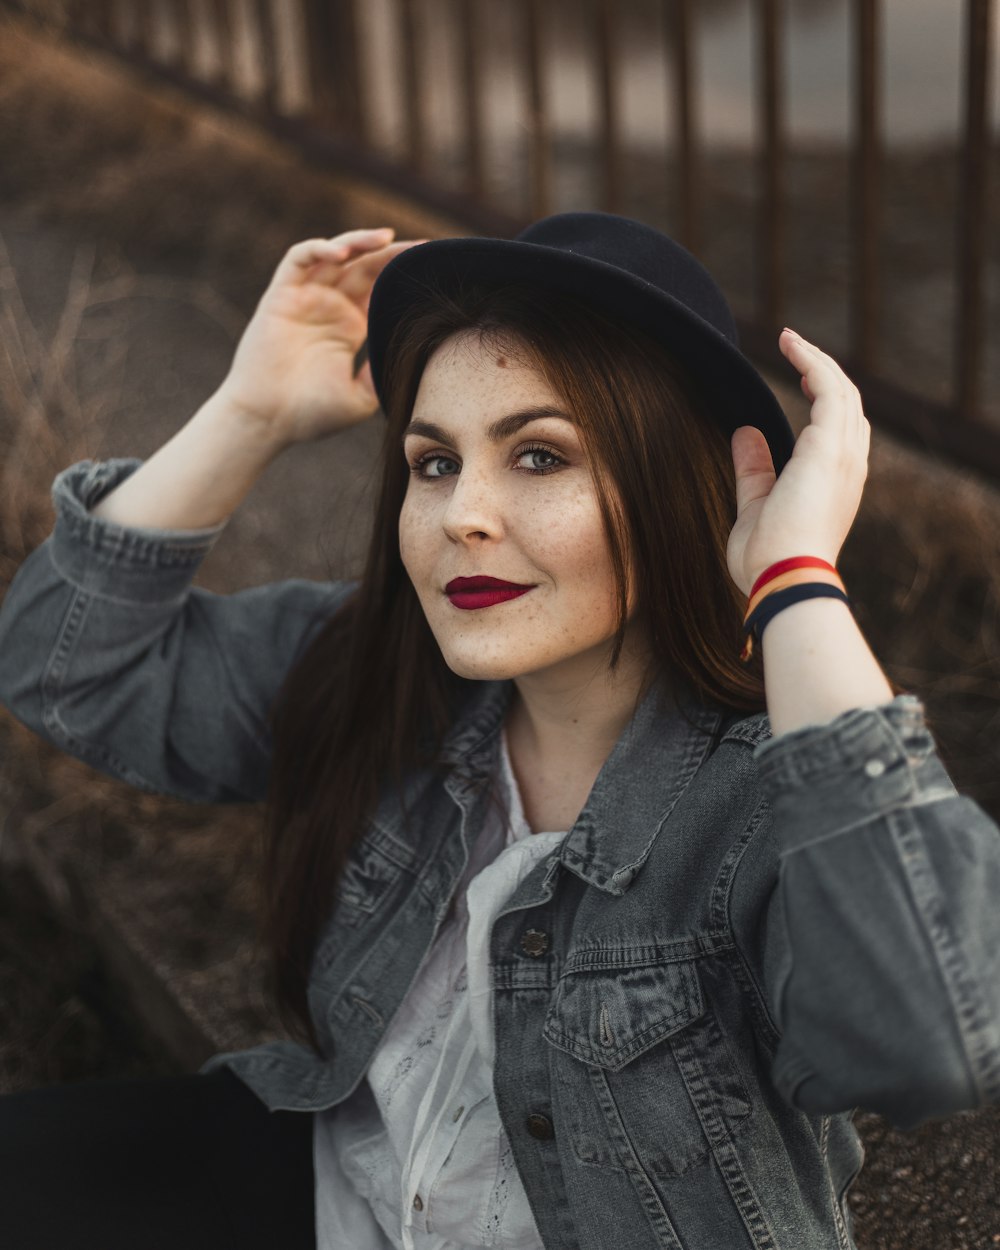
[743,583,853,647]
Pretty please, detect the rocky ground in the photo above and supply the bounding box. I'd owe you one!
[1,11,1000,1248]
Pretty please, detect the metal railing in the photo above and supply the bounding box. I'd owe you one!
[6,0,998,478]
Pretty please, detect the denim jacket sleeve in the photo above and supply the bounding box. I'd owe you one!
[0,458,356,804]
[733,694,1000,1131]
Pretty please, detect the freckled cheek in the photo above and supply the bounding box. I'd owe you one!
[398,500,439,584]
[530,528,619,636]
[516,505,615,588]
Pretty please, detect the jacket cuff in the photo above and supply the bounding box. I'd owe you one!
[751,694,958,852]
[49,457,229,605]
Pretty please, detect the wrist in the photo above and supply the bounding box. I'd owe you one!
[207,380,293,456]
[739,556,849,664]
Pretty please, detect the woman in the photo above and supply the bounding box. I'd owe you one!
[0,213,998,1250]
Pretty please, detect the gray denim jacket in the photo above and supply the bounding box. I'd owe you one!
[2,456,1000,1250]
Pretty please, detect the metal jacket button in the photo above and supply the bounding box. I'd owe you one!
[526,1113,555,1140]
[520,929,549,957]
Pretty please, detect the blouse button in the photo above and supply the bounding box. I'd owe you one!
[864,758,887,778]
[412,1194,424,1212]
[520,929,549,957]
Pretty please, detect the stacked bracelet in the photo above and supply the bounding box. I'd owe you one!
[739,556,852,663]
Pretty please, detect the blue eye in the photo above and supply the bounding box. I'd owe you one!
[407,444,567,479]
[411,454,459,478]
[515,445,566,474]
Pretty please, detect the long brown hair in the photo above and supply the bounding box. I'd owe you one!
[260,283,880,1052]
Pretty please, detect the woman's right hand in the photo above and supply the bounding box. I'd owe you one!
[216,226,427,445]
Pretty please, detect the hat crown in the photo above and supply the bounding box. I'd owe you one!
[514,212,738,346]
[365,209,795,474]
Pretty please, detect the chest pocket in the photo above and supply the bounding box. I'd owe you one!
[314,825,411,975]
[334,840,398,918]
[543,958,753,1177]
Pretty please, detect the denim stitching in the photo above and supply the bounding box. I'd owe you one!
[889,805,1000,1102]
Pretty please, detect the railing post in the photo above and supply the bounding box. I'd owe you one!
[72,0,116,40]
[301,0,336,128]
[955,0,994,421]
[205,0,237,94]
[301,0,366,139]
[668,0,699,254]
[61,0,88,31]
[128,0,160,60]
[94,0,117,41]
[757,0,785,333]
[851,0,881,374]
[522,0,551,220]
[595,0,622,215]
[457,0,485,201]
[175,0,202,77]
[155,0,185,72]
[398,0,426,173]
[251,0,280,114]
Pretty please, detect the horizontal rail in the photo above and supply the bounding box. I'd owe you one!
[4,0,997,480]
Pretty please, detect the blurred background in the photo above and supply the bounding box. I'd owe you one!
[0,2,998,1247]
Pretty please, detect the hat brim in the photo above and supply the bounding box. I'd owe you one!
[367,237,795,474]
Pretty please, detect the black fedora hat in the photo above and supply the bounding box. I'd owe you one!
[366,211,796,474]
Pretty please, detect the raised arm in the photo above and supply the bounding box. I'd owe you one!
[0,457,354,802]
[0,226,426,803]
[89,225,425,531]
[726,330,1000,1130]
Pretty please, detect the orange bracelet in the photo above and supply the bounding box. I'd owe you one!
[739,557,849,663]
[748,556,840,600]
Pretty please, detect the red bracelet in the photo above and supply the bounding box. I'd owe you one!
[748,556,838,601]
[739,556,848,663]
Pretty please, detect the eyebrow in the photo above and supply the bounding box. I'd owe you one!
[401,406,575,447]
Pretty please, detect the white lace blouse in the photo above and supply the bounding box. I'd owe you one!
[313,728,567,1250]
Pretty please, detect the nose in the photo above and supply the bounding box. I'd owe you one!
[441,461,505,544]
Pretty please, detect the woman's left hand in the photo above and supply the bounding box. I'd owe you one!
[726,328,871,599]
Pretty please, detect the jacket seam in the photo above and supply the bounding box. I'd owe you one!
[47,537,195,607]
[720,791,784,1050]
[819,1116,853,1250]
[888,804,1000,1103]
[775,790,964,859]
[185,592,273,751]
[39,585,181,797]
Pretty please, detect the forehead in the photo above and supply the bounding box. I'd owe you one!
[414,330,555,407]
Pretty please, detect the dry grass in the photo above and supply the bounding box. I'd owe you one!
[0,111,296,1086]
[0,224,273,1092]
[0,219,258,861]
[844,437,1000,806]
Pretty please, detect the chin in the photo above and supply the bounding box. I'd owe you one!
[437,649,527,682]
[430,632,550,682]
[435,638,595,683]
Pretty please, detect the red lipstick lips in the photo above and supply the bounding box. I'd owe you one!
[445,575,535,611]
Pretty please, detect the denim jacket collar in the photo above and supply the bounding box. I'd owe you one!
[436,674,743,897]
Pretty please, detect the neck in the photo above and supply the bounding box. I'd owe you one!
[505,623,661,772]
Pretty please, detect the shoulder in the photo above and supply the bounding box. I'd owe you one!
[715,706,774,753]
[705,706,779,883]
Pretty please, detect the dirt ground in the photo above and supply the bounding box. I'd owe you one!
[2,13,1000,1249]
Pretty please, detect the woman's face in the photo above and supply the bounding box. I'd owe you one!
[399,330,638,683]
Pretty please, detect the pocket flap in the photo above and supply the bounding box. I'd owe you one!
[543,959,705,1071]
